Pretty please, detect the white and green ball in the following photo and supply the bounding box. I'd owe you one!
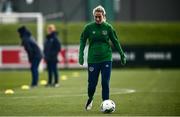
[101,99,116,113]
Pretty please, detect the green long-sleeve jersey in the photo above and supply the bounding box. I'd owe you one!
[79,21,125,63]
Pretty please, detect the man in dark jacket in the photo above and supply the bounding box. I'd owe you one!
[17,26,42,87]
[44,24,61,87]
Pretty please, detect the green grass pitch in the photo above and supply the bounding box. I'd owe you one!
[0,69,180,116]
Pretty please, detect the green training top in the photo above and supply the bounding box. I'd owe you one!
[79,21,125,63]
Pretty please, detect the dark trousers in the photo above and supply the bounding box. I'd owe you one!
[47,61,59,85]
[88,61,112,101]
[30,58,41,86]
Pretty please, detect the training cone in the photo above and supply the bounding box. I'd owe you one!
[40,80,47,85]
[72,72,80,78]
[5,89,14,94]
[61,75,67,81]
[21,85,30,90]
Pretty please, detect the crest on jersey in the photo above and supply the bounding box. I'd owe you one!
[102,30,107,35]
[89,67,94,72]
[105,64,109,68]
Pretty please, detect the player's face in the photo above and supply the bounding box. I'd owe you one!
[94,12,104,24]
[47,27,53,34]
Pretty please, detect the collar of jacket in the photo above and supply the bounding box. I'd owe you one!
[46,32,58,39]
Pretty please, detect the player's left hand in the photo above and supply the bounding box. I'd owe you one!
[120,54,126,65]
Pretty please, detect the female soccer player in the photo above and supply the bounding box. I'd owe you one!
[78,5,126,110]
[44,24,61,87]
[18,26,42,88]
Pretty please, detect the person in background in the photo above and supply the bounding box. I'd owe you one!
[44,24,61,87]
[17,26,42,88]
[78,5,126,110]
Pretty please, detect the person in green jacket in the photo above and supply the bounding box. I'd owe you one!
[79,5,126,110]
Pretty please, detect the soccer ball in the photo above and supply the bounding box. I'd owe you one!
[101,99,116,113]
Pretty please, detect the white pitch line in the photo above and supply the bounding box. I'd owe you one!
[0,89,136,99]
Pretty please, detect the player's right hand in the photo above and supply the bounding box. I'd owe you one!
[79,57,84,65]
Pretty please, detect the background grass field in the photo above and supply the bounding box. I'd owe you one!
[0,69,180,116]
[0,22,180,45]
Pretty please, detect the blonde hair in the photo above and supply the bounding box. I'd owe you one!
[93,5,106,16]
[47,24,56,32]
